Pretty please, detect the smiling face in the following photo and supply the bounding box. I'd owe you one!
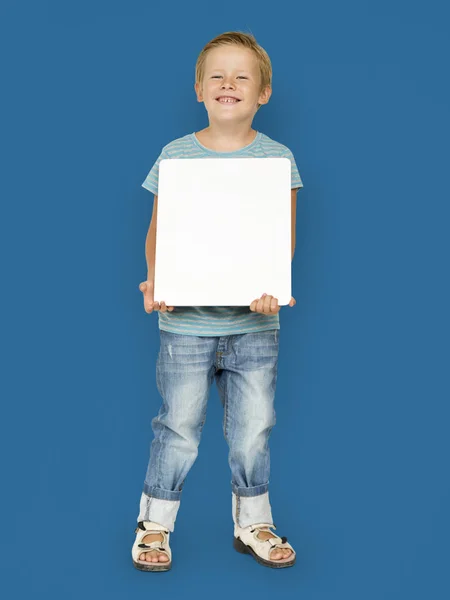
[194,45,271,123]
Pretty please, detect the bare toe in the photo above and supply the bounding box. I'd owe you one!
[270,548,284,560]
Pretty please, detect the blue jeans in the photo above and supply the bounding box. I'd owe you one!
[137,328,279,531]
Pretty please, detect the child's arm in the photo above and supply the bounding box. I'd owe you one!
[291,188,298,261]
[145,194,158,281]
[139,194,174,313]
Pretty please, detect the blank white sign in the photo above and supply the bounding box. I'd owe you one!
[154,157,292,306]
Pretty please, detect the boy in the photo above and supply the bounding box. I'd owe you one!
[132,31,304,571]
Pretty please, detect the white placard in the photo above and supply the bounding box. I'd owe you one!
[154,157,292,306]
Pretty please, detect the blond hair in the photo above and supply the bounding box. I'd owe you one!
[195,31,272,111]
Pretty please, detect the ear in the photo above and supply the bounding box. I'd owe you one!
[258,85,272,106]
[194,81,203,102]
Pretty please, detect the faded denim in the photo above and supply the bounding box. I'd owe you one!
[137,328,279,531]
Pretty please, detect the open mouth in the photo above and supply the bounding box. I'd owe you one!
[216,97,241,104]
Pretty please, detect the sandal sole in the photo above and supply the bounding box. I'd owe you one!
[233,536,296,569]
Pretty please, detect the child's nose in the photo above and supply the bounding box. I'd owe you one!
[221,79,235,89]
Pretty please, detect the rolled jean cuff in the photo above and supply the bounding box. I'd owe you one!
[138,492,180,532]
[232,490,273,528]
[143,484,182,501]
[231,481,269,497]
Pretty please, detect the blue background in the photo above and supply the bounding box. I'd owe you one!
[2,1,449,598]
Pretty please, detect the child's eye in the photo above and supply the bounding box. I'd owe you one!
[211,75,248,79]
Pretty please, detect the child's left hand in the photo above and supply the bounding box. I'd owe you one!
[249,293,296,314]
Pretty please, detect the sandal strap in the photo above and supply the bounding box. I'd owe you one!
[138,540,167,551]
[135,528,168,545]
[253,527,289,545]
[249,523,280,542]
[135,520,169,533]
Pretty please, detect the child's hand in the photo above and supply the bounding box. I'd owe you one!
[249,293,296,314]
[138,281,174,313]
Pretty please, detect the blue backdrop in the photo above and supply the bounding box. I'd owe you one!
[2,1,449,599]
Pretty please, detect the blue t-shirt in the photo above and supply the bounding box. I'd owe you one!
[142,131,303,337]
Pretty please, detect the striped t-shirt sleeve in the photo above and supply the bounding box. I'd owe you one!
[282,147,304,189]
[141,148,170,195]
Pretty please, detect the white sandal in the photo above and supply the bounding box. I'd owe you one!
[132,521,172,572]
[233,522,296,568]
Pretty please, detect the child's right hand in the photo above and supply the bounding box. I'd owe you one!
[138,280,174,313]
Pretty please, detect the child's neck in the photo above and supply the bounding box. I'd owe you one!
[195,124,257,152]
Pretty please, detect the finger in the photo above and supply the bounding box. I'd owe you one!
[270,297,279,313]
[153,301,160,311]
[263,295,274,313]
[145,289,154,309]
[160,301,167,313]
[250,299,258,311]
[167,306,174,312]
[256,297,266,313]
[144,296,153,313]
